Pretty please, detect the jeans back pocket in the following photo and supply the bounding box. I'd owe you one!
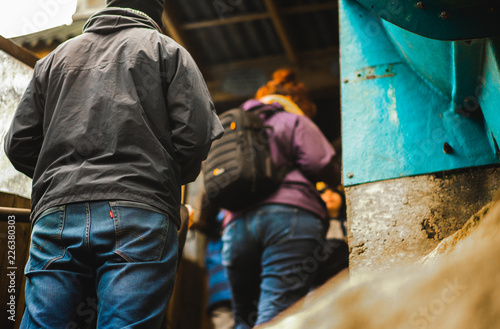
[110,201,169,263]
[27,206,66,271]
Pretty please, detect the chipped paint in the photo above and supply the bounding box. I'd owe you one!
[387,86,399,127]
[349,63,397,83]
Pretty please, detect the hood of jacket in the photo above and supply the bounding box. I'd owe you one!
[83,7,162,34]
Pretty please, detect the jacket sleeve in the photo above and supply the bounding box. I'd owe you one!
[3,69,44,179]
[292,115,341,188]
[164,47,224,185]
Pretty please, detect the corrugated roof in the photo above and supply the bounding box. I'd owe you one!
[167,0,338,65]
[11,19,87,48]
[7,0,340,119]
[11,1,338,64]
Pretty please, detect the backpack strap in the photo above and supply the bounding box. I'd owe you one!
[247,102,295,182]
[246,102,284,120]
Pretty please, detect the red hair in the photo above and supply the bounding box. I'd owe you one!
[256,68,317,118]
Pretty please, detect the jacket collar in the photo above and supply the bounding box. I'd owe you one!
[83,7,162,34]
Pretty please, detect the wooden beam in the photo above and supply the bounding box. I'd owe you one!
[181,2,337,31]
[206,47,339,105]
[182,12,269,30]
[207,46,338,77]
[262,0,298,65]
[0,35,39,68]
[161,6,188,48]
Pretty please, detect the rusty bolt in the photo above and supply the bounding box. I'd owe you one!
[443,142,453,154]
[416,2,424,9]
[347,172,354,179]
[440,11,450,19]
[343,78,349,84]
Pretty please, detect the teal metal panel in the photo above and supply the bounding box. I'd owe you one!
[479,38,500,152]
[354,0,500,40]
[381,21,486,116]
[340,0,500,186]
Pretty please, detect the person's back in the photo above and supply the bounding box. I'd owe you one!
[4,1,223,328]
[259,104,339,216]
[221,69,340,329]
[6,7,220,225]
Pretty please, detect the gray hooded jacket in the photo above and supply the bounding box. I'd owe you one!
[4,8,224,226]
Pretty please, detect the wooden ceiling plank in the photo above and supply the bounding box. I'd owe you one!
[182,12,270,30]
[207,51,340,105]
[182,2,338,31]
[206,47,339,103]
[208,46,338,73]
[262,0,298,65]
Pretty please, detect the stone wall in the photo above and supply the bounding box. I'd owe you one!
[0,50,33,199]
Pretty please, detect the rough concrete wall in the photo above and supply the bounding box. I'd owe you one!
[346,165,500,280]
[0,50,33,199]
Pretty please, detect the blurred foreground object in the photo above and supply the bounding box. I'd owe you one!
[260,196,500,329]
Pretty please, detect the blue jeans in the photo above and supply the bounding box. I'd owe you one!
[20,201,178,329]
[221,204,327,328]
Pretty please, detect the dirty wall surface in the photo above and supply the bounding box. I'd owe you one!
[0,50,33,199]
[346,165,500,280]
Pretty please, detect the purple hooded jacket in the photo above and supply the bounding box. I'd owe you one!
[224,99,340,226]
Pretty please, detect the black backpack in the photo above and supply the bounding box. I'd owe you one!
[203,105,285,211]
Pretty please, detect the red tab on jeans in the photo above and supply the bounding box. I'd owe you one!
[109,211,113,218]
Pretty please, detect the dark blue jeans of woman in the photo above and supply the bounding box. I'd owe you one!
[20,201,178,329]
[221,204,327,328]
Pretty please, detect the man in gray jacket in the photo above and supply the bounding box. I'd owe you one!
[4,0,223,327]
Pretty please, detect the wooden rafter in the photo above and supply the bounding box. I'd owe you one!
[181,2,337,31]
[258,0,297,64]
[161,4,188,48]
[0,35,39,68]
[206,47,339,104]
[208,46,337,73]
[183,12,269,30]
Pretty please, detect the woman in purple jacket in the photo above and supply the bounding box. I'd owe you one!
[221,69,341,328]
